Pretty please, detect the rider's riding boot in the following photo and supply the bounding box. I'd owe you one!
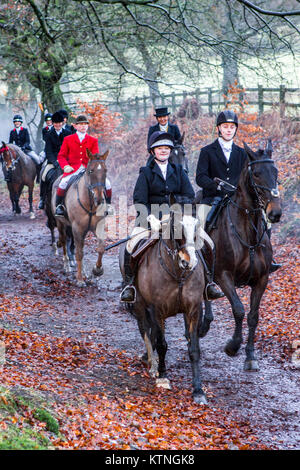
[198,250,224,301]
[55,195,65,217]
[38,180,46,210]
[120,249,136,303]
[266,228,282,273]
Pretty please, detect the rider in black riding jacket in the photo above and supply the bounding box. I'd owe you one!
[196,109,281,273]
[38,111,71,210]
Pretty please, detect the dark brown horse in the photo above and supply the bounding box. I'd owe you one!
[169,132,189,173]
[119,210,208,404]
[52,149,108,286]
[201,139,282,371]
[0,142,36,218]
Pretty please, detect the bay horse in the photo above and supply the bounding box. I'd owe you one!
[52,149,108,286]
[0,142,36,218]
[119,209,208,404]
[200,139,282,371]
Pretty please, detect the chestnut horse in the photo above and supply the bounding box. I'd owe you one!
[119,210,208,404]
[200,139,282,371]
[0,142,36,218]
[52,149,108,286]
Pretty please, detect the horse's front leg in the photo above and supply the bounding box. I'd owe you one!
[72,228,86,286]
[28,184,35,219]
[219,273,245,357]
[244,276,268,371]
[92,238,104,277]
[185,306,207,405]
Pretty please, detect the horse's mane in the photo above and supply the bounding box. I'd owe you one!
[7,143,31,163]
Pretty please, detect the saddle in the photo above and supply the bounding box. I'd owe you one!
[130,236,158,268]
[64,170,85,192]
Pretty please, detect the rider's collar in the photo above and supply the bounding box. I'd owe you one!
[218,136,233,150]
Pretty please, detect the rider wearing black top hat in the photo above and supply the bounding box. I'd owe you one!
[147,107,181,148]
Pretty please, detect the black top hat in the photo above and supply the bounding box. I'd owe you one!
[51,111,64,123]
[154,107,170,117]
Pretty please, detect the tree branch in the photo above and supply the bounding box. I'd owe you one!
[234,0,300,17]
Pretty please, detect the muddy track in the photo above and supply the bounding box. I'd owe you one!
[0,188,299,450]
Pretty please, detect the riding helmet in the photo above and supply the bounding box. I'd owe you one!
[51,111,64,123]
[59,109,68,119]
[44,112,52,121]
[13,114,23,123]
[216,109,238,127]
[148,131,174,152]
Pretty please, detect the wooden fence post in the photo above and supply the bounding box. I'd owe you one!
[258,85,264,115]
[279,84,286,118]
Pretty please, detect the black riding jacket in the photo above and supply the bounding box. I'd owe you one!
[196,139,247,204]
[133,160,195,215]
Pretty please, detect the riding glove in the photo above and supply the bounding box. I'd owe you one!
[63,165,74,173]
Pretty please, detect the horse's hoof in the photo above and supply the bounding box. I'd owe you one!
[244,359,259,371]
[224,339,241,357]
[92,266,104,277]
[193,393,208,405]
[29,212,35,219]
[156,378,171,390]
[70,260,76,268]
[76,280,86,287]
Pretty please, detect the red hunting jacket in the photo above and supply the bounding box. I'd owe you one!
[57,133,99,177]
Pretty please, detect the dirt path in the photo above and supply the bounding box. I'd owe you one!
[0,184,299,450]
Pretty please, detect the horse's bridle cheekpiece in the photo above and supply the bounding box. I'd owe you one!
[248,159,280,209]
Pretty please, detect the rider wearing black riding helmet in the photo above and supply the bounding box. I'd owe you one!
[42,113,53,141]
[9,115,32,152]
[196,109,281,273]
[58,109,75,134]
[120,130,195,303]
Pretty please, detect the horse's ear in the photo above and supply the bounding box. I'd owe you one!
[169,193,177,206]
[101,150,109,161]
[86,148,93,159]
[265,138,273,156]
[1,141,6,148]
[243,142,257,161]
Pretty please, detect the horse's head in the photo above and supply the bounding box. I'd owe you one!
[244,139,282,223]
[86,148,108,207]
[0,142,14,169]
[169,132,189,173]
[166,198,198,271]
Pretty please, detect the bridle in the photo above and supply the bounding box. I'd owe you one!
[75,158,107,229]
[0,146,19,171]
[248,158,280,211]
[226,157,280,286]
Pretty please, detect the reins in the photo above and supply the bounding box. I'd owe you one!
[158,228,196,310]
[75,158,107,232]
[226,157,279,286]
